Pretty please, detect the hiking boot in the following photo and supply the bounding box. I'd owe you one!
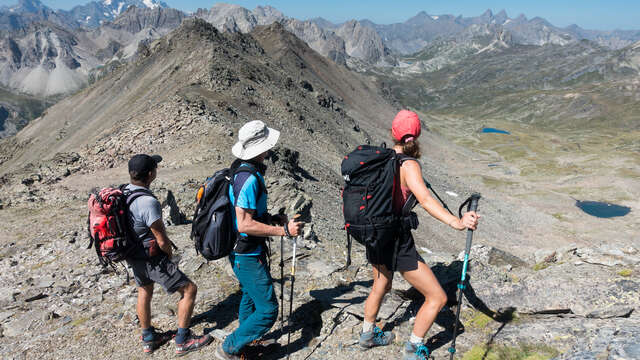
[215,343,245,359]
[140,327,173,354]
[358,326,395,349]
[403,341,431,360]
[174,332,213,356]
[244,338,278,357]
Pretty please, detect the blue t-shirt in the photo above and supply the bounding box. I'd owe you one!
[229,164,268,255]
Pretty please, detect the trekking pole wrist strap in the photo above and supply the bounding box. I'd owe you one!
[283,224,291,238]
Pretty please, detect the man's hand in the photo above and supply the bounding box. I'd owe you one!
[286,219,304,237]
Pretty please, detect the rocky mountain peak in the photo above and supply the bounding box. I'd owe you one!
[106,5,185,33]
[514,14,528,23]
[405,11,435,26]
[252,5,286,24]
[335,19,391,65]
[480,9,493,18]
[14,0,47,13]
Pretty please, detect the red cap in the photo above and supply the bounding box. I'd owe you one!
[392,110,421,142]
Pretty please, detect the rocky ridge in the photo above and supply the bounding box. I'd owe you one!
[194,3,392,66]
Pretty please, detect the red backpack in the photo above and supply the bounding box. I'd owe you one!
[87,185,153,267]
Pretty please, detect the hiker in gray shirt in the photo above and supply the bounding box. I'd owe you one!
[125,154,213,355]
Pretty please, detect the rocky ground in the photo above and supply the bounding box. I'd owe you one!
[0,149,638,360]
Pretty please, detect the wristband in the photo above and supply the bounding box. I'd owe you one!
[283,223,291,237]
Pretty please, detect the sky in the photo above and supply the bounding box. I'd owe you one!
[2,0,639,31]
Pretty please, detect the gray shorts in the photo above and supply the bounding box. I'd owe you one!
[126,255,191,294]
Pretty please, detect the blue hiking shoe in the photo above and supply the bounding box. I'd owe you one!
[403,341,431,360]
[358,326,395,349]
[140,327,173,354]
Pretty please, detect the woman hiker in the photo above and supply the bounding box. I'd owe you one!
[357,110,480,360]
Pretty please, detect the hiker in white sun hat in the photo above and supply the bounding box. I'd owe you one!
[231,120,281,160]
[216,120,303,359]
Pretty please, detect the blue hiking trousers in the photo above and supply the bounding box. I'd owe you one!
[223,252,278,354]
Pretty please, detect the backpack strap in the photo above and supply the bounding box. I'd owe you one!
[396,153,416,165]
[395,154,417,216]
[394,159,454,216]
[119,184,158,245]
[119,184,157,206]
[231,163,267,207]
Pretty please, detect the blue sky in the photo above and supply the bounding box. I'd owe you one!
[3,0,639,30]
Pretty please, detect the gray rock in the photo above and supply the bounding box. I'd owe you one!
[209,329,230,341]
[36,279,54,289]
[534,249,557,264]
[0,311,15,322]
[162,190,187,226]
[585,305,634,319]
[458,244,527,268]
[183,258,206,275]
[306,259,340,279]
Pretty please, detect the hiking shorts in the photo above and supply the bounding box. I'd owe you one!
[127,255,191,294]
[365,229,425,272]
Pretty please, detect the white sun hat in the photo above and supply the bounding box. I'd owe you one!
[232,120,281,160]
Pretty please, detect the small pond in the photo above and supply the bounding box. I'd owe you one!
[482,127,510,135]
[575,200,631,218]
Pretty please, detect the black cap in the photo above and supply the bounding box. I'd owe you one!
[128,154,162,175]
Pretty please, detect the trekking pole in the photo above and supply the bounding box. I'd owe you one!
[279,235,285,332]
[448,193,481,360]
[286,216,301,360]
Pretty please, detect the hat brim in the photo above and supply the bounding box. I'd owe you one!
[232,127,280,160]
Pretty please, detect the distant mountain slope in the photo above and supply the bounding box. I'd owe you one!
[0,0,169,30]
[380,39,640,134]
[65,0,169,27]
[195,3,392,65]
[0,19,388,176]
[309,9,640,54]
[0,84,53,138]
[0,6,184,98]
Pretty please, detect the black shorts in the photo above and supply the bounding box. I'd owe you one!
[126,255,191,294]
[365,230,425,272]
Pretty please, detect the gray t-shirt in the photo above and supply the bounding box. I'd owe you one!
[125,184,162,243]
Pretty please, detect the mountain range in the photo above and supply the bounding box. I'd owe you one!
[0,0,168,29]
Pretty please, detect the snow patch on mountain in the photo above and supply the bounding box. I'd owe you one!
[143,0,159,9]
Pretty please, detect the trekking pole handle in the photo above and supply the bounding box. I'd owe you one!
[461,194,481,279]
[467,193,481,213]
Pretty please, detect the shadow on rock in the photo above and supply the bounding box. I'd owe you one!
[389,261,517,352]
[192,289,243,330]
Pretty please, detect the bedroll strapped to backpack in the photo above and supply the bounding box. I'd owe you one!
[191,162,265,261]
[87,185,154,267]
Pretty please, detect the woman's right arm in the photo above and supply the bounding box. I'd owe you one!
[403,160,479,230]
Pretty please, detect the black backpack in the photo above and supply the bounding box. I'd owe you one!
[341,145,415,266]
[191,162,264,261]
